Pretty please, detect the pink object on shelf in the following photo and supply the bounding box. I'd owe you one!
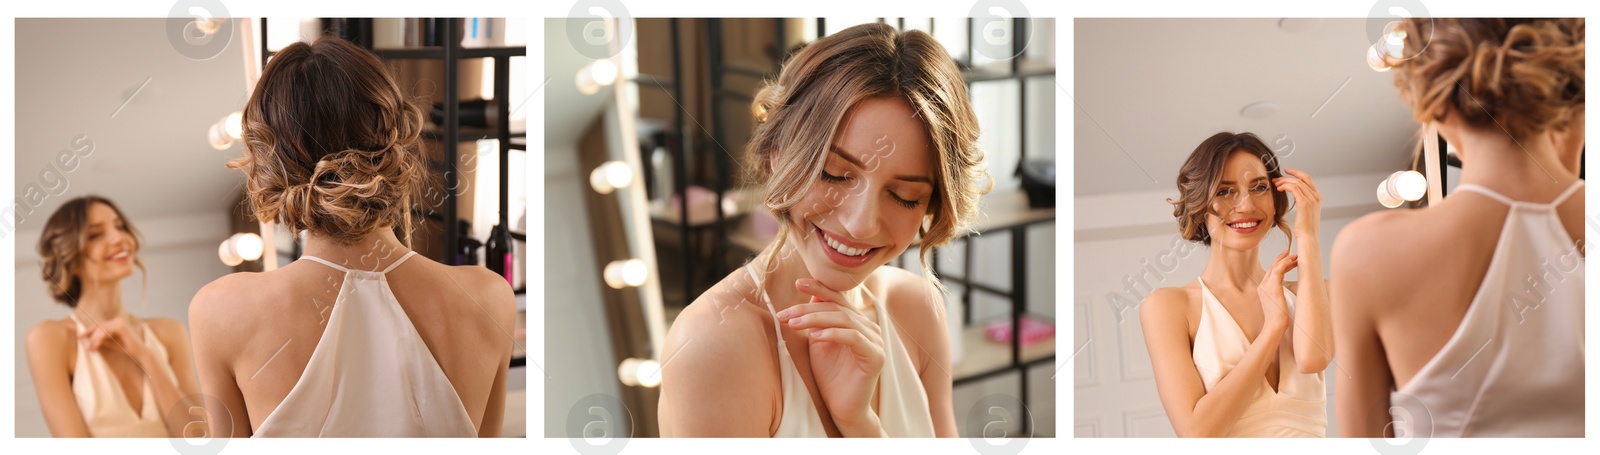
[984,315,1055,346]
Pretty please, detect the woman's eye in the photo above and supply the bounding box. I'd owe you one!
[1216,188,1234,197]
[820,170,848,183]
[891,193,921,209]
[1252,184,1270,193]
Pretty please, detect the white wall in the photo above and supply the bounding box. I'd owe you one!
[541,140,624,437]
[1072,171,1389,438]
[12,211,232,437]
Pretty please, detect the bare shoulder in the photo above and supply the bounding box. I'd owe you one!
[26,318,75,354]
[188,271,271,336]
[663,271,779,387]
[1139,285,1195,321]
[1330,209,1428,291]
[867,266,946,332]
[439,263,517,326]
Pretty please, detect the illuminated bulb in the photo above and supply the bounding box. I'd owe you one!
[1366,44,1391,72]
[232,232,264,261]
[603,259,649,289]
[1393,170,1427,201]
[618,358,662,388]
[218,232,265,266]
[225,112,243,139]
[218,239,243,266]
[1376,170,1428,208]
[619,358,663,388]
[575,59,620,96]
[589,161,634,194]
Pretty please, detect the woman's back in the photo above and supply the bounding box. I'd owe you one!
[191,247,515,436]
[1335,178,1584,436]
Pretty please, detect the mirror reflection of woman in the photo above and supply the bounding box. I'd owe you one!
[1333,18,1585,437]
[658,23,985,437]
[1139,132,1333,437]
[26,196,204,437]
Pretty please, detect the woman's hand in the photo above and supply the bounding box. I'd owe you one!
[1257,250,1297,334]
[1275,168,1322,241]
[776,279,886,437]
[79,316,152,365]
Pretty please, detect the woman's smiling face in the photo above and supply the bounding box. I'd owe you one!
[78,202,138,285]
[786,95,935,291]
[1205,150,1277,250]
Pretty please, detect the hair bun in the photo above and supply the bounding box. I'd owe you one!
[1391,18,1584,138]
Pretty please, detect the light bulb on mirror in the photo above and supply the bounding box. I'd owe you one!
[603,259,649,289]
[575,59,620,95]
[218,232,264,266]
[1377,170,1427,208]
[589,161,633,194]
[617,358,662,388]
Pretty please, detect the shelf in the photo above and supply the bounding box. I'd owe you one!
[422,127,526,142]
[961,58,1056,83]
[370,45,527,60]
[952,317,1056,382]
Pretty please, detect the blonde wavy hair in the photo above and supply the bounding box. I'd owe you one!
[746,23,988,284]
[1382,18,1584,139]
[229,36,427,245]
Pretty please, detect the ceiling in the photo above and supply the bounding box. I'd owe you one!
[15,19,252,222]
[1073,18,1422,196]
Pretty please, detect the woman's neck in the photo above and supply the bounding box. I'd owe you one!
[755,240,819,314]
[1451,125,1580,197]
[74,279,126,324]
[1200,241,1267,292]
[300,228,409,271]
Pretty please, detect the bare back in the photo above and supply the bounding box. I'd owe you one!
[190,252,516,436]
[1342,184,1583,390]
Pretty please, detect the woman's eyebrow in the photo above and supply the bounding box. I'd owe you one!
[829,144,933,184]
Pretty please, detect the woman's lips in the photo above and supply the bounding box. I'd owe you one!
[814,225,878,268]
[1226,218,1262,234]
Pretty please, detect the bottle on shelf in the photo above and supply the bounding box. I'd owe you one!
[485,223,513,285]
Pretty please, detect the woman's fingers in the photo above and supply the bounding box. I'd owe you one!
[794,279,848,305]
[780,302,882,346]
[1286,168,1319,195]
[809,328,884,365]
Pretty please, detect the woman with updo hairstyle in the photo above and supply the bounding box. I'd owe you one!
[1138,132,1333,437]
[188,36,516,437]
[26,196,204,437]
[1332,18,1584,437]
[658,23,984,437]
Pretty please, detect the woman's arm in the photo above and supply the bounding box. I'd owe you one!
[478,285,517,438]
[1331,221,1397,437]
[146,318,206,438]
[188,281,254,437]
[1289,235,1335,374]
[1278,168,1334,373]
[26,322,92,437]
[1140,287,1286,437]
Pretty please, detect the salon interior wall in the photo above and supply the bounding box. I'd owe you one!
[1071,171,1391,438]
[541,127,622,437]
[11,213,234,437]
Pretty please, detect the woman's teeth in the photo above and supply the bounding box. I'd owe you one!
[1229,220,1258,229]
[824,233,870,257]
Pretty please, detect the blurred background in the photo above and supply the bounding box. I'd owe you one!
[12,18,529,437]
[545,17,1059,437]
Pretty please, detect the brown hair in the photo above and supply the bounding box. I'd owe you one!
[1168,132,1291,247]
[1382,18,1584,139]
[747,23,987,280]
[228,36,426,245]
[38,196,147,307]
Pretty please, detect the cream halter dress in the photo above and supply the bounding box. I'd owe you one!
[69,314,181,437]
[1389,181,1584,437]
[746,263,937,437]
[1191,278,1327,437]
[252,251,477,437]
